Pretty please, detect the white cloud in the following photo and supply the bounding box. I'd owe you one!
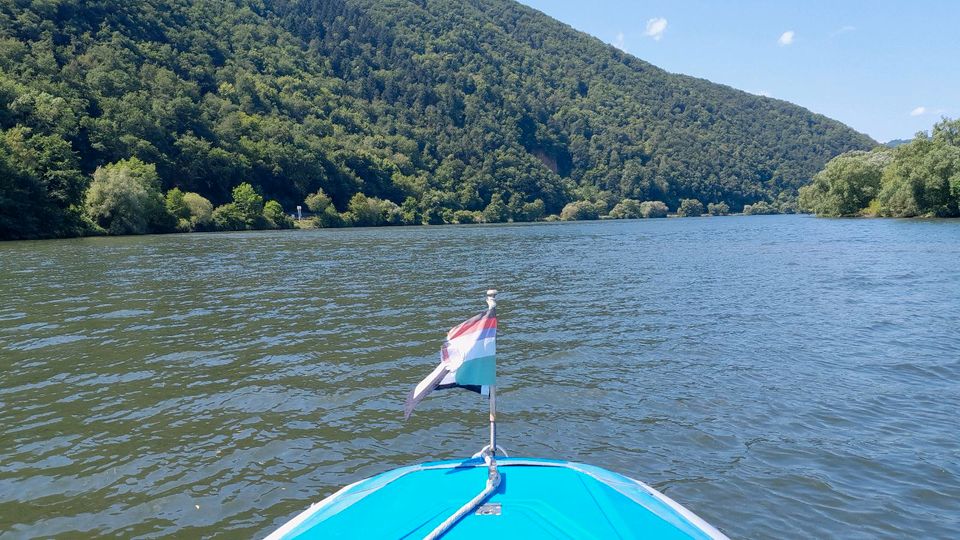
[613,32,626,51]
[778,30,795,46]
[910,106,926,117]
[644,18,668,41]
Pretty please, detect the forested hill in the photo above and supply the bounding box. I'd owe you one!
[1,0,874,239]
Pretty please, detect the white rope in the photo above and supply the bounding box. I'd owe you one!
[423,452,501,540]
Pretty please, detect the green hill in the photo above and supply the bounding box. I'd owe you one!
[0,0,874,239]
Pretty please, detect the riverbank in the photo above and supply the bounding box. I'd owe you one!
[4,204,798,242]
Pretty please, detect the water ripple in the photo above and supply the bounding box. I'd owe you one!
[1,216,959,538]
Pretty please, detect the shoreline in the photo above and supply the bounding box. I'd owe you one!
[7,212,960,244]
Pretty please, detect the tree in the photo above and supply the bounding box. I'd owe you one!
[609,199,643,219]
[560,200,602,220]
[452,210,481,224]
[797,151,889,216]
[0,145,41,239]
[305,189,333,213]
[182,192,213,230]
[346,193,383,227]
[305,188,344,227]
[165,188,191,231]
[212,203,246,231]
[420,190,448,225]
[639,201,669,218]
[400,196,421,225]
[0,127,86,239]
[743,201,777,215]
[84,158,172,235]
[482,193,509,223]
[707,202,730,216]
[775,192,797,214]
[377,198,403,225]
[518,199,546,221]
[264,200,293,229]
[945,119,960,205]
[877,124,960,217]
[231,182,265,226]
[676,199,704,217]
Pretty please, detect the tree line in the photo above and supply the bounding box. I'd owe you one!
[78,157,294,235]
[799,118,960,218]
[0,0,872,239]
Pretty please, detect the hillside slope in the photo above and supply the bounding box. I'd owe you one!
[0,0,874,238]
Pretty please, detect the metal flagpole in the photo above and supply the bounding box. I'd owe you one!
[489,386,496,457]
[485,289,497,459]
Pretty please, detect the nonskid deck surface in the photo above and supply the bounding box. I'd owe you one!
[269,458,727,539]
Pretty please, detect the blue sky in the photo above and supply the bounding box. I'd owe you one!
[518,0,959,143]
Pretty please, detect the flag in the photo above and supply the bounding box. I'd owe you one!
[404,305,496,419]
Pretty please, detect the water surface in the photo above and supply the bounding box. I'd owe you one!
[1,215,959,538]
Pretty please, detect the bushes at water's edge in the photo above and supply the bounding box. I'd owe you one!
[301,186,678,225]
[639,201,670,218]
[182,192,213,230]
[608,199,669,219]
[707,202,730,216]
[800,118,960,218]
[609,199,643,219]
[560,201,603,221]
[297,191,783,225]
[207,183,294,231]
[80,160,295,235]
[797,150,890,217]
[83,159,164,235]
[5,147,800,239]
[264,200,294,229]
[743,201,778,215]
[677,199,705,217]
[68,157,800,236]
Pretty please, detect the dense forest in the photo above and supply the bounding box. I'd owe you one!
[799,118,960,218]
[0,0,875,239]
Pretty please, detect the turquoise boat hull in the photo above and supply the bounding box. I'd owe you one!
[268,457,728,539]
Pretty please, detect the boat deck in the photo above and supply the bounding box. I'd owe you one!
[268,457,726,539]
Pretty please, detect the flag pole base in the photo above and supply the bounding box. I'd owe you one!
[472,445,509,458]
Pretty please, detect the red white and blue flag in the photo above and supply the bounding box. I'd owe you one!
[404,305,497,419]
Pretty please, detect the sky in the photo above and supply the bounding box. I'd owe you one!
[518,0,959,143]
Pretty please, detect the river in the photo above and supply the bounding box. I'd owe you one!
[1,215,958,538]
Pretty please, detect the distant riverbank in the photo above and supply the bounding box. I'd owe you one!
[4,177,795,242]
